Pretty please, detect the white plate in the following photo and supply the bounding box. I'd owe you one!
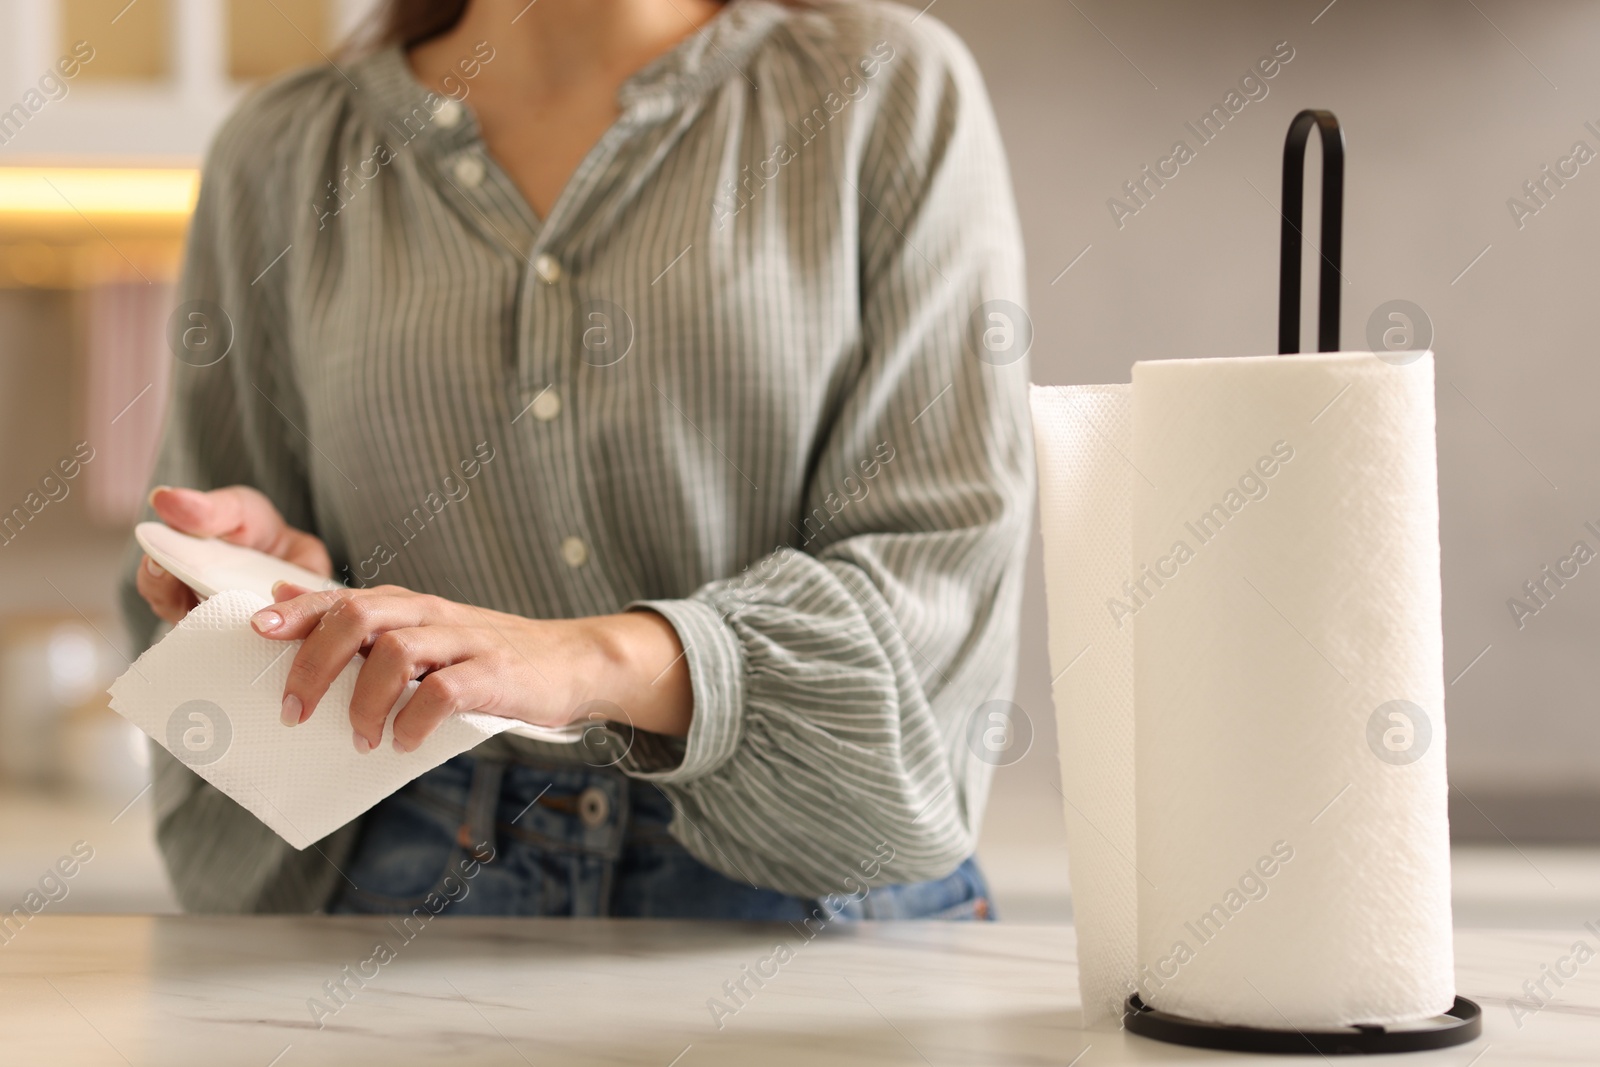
[135,521,584,744]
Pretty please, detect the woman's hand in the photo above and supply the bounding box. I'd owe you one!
[251,585,693,753]
[136,485,332,624]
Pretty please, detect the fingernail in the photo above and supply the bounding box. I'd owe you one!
[252,609,282,634]
[147,485,170,508]
[145,557,166,577]
[280,694,302,727]
[392,737,408,754]
[354,730,373,754]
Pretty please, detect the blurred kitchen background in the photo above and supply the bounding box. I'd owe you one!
[0,0,1596,921]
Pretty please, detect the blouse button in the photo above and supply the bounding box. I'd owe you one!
[561,536,589,568]
[530,388,561,422]
[533,253,563,284]
[452,154,485,188]
[434,99,463,129]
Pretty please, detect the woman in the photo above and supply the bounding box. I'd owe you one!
[126,0,1032,919]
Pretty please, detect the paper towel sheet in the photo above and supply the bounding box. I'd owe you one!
[109,589,525,849]
[1031,353,1455,1031]
[1030,384,1138,1029]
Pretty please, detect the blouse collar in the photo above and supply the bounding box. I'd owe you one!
[350,0,789,143]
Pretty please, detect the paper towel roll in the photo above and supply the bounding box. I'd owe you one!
[1032,352,1455,1031]
[1030,385,1139,1028]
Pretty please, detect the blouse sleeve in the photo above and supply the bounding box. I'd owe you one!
[117,72,360,912]
[625,15,1035,898]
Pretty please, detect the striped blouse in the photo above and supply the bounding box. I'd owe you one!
[119,0,1033,912]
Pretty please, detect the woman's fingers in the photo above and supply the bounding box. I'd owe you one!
[250,587,346,641]
[150,484,273,542]
[392,660,496,754]
[257,588,441,726]
[134,553,198,624]
[348,626,478,750]
[253,587,430,641]
[150,485,332,576]
[273,527,333,576]
[242,584,505,750]
[271,581,313,603]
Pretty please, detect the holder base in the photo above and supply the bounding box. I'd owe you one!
[1123,994,1482,1056]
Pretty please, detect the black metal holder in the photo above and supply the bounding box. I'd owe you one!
[1122,110,1484,1057]
[1278,109,1345,354]
[1125,994,1482,1056]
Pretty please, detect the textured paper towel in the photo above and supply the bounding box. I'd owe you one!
[109,589,527,849]
[1030,384,1138,1029]
[1031,352,1454,1031]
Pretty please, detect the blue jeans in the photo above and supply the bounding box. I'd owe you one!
[327,753,994,921]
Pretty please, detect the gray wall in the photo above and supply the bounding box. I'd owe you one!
[935,0,1600,838]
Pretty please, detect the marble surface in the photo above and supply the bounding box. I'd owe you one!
[0,917,1592,1065]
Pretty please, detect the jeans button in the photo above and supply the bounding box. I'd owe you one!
[578,787,610,828]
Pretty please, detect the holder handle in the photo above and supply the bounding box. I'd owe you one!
[1278,109,1345,354]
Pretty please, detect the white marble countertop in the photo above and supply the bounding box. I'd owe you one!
[0,917,1588,1065]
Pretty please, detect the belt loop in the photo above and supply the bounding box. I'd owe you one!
[457,757,505,860]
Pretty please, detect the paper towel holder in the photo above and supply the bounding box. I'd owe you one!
[1124,993,1482,1055]
[1121,108,1485,1056]
[1278,108,1344,355]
